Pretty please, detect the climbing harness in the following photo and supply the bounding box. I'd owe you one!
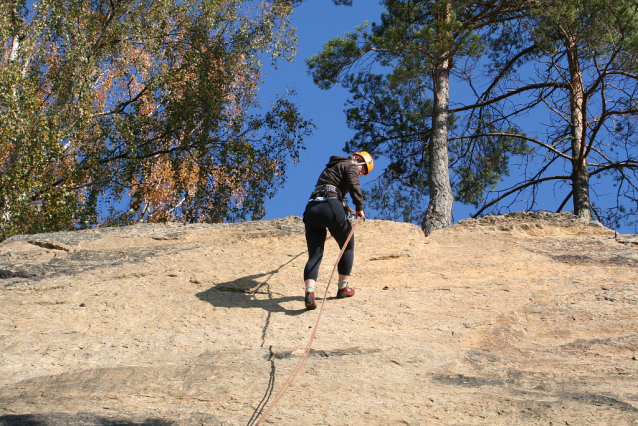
[253,218,362,425]
[311,184,342,200]
[307,196,338,202]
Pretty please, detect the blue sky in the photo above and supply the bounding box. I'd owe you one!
[257,1,637,233]
[260,1,388,222]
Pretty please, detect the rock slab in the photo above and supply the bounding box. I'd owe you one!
[1,213,637,425]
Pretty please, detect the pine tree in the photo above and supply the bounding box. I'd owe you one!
[307,0,530,235]
[466,0,638,227]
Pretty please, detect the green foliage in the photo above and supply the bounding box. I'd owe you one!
[307,0,493,90]
[332,0,354,6]
[341,72,433,222]
[342,71,528,216]
[307,0,531,225]
[451,124,529,206]
[306,31,364,90]
[0,0,312,241]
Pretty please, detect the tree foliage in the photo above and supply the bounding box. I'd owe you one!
[0,0,313,241]
[307,0,530,233]
[342,73,433,223]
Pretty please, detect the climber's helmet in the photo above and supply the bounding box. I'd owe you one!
[353,151,374,175]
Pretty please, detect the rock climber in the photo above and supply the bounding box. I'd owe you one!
[302,151,374,310]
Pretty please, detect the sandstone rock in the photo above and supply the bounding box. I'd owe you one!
[0,213,636,425]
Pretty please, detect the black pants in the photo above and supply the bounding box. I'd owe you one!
[303,198,354,281]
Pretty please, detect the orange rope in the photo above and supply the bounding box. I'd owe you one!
[253,218,361,425]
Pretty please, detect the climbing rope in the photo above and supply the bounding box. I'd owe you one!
[253,218,361,425]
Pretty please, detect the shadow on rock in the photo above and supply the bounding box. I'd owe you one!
[196,251,307,316]
[0,413,174,426]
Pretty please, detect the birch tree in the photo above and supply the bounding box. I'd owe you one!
[0,0,312,241]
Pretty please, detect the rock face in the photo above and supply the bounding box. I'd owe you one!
[0,213,637,426]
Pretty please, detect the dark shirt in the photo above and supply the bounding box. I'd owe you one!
[313,156,364,212]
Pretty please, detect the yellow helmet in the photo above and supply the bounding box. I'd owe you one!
[353,151,374,175]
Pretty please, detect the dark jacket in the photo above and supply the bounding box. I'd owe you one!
[313,156,364,212]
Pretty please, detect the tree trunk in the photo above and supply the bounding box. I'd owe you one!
[422,57,454,236]
[565,36,591,221]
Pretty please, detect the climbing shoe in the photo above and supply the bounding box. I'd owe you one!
[305,292,317,310]
[336,286,355,299]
